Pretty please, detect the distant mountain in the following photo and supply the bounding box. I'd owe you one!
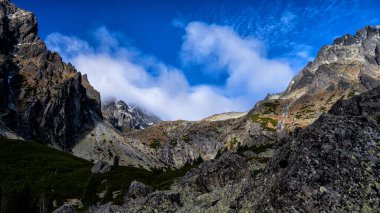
[102,99,161,132]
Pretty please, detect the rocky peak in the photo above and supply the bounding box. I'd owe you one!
[251,25,380,131]
[102,99,161,132]
[0,0,101,149]
[333,25,380,46]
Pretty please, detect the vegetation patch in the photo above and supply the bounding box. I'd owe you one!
[348,91,356,98]
[295,104,316,119]
[181,135,192,144]
[251,114,278,131]
[226,136,240,149]
[148,139,161,149]
[262,101,280,114]
[245,156,270,163]
[0,138,201,212]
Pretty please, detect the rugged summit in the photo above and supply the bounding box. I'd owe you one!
[102,99,161,132]
[0,0,101,149]
[252,26,380,131]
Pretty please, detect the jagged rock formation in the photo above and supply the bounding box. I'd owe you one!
[0,0,101,150]
[102,99,161,132]
[93,86,380,212]
[252,26,380,131]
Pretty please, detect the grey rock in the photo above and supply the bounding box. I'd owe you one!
[52,204,77,213]
[127,180,154,199]
[252,110,380,212]
[88,202,123,213]
[174,152,250,194]
[91,160,111,174]
[92,190,181,213]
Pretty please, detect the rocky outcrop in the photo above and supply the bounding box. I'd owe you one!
[126,181,154,199]
[242,88,380,212]
[0,0,101,150]
[126,114,279,168]
[91,160,111,174]
[102,99,161,132]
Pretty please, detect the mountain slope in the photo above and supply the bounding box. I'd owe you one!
[0,138,200,213]
[92,86,380,213]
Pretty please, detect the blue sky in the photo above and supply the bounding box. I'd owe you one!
[13,0,380,120]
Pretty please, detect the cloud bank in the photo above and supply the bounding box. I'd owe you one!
[45,23,294,121]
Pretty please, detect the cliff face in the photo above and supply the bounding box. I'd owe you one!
[0,0,101,150]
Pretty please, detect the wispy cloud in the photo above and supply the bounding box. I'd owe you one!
[181,22,293,97]
[46,23,294,121]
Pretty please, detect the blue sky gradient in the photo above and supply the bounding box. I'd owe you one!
[12,0,380,120]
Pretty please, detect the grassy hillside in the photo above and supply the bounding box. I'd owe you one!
[0,138,200,213]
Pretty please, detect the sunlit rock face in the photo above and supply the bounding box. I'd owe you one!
[252,26,380,132]
[0,0,101,150]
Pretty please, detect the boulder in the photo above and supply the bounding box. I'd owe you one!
[91,161,111,174]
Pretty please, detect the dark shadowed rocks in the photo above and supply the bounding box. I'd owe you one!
[52,204,77,213]
[91,160,111,174]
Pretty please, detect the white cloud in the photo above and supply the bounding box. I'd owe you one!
[45,23,295,121]
[181,22,294,97]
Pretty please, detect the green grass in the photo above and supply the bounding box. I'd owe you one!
[0,138,200,213]
[251,114,278,131]
[149,139,161,149]
[348,91,356,98]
